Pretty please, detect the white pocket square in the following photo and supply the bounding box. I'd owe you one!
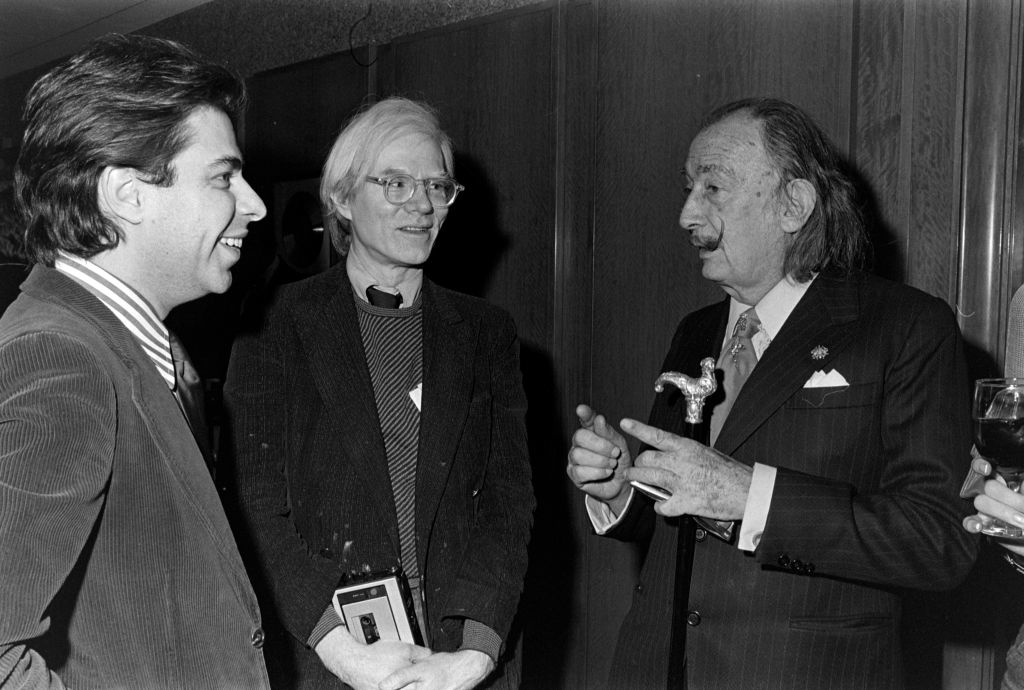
[803,369,849,388]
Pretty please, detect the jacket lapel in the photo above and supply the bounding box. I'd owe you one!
[134,356,259,594]
[416,282,474,549]
[23,267,259,613]
[291,269,401,557]
[715,273,862,456]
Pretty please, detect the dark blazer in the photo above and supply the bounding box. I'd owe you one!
[607,271,979,690]
[225,264,534,688]
[0,266,270,689]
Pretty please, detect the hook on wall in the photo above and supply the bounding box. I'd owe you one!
[348,4,378,68]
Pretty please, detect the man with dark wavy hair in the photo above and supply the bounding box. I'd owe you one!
[568,98,978,688]
[0,33,269,688]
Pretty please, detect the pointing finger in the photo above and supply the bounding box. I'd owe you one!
[620,418,683,451]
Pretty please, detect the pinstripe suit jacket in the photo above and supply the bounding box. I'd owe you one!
[225,264,533,688]
[0,266,270,689]
[607,271,979,690]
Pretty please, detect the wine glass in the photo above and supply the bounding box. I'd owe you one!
[973,378,1024,540]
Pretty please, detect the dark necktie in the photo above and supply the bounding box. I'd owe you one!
[710,307,761,444]
[169,331,213,477]
[366,286,403,309]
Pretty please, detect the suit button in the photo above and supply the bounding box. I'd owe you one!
[777,554,790,568]
[319,547,333,558]
[686,611,701,627]
[635,583,644,593]
[694,528,707,542]
[792,559,804,572]
[806,563,815,574]
[251,628,265,648]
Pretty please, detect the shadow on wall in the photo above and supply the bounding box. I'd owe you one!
[517,341,579,689]
[848,159,903,286]
[426,153,508,298]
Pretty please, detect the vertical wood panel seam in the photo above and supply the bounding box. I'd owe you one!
[954,0,973,331]
[846,0,861,156]
[549,2,580,682]
[1011,0,1024,308]
[552,0,600,685]
[582,4,600,683]
[898,0,918,282]
[838,0,856,155]
[553,0,568,340]
[954,0,1018,366]
[997,0,1024,365]
[586,0,598,408]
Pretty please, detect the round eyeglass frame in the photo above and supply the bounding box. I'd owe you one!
[366,174,464,207]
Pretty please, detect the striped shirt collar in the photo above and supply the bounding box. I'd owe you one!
[54,252,176,390]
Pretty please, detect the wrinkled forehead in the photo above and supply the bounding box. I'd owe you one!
[684,115,775,181]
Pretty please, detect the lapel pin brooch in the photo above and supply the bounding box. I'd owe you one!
[811,345,828,360]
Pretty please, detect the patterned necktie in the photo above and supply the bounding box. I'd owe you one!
[710,307,761,444]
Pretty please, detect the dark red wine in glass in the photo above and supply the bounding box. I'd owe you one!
[974,378,1024,540]
[974,417,1024,480]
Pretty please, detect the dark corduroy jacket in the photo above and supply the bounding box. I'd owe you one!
[0,265,270,689]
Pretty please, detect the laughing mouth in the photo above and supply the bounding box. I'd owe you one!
[220,237,244,249]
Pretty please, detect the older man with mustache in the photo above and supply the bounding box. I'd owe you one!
[567,97,978,689]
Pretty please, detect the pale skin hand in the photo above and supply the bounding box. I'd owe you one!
[963,456,1024,556]
[379,649,495,690]
[566,404,632,515]
[313,626,430,690]
[619,418,752,519]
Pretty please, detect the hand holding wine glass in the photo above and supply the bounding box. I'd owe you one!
[972,378,1024,541]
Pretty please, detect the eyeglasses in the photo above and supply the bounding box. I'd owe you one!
[366,174,464,207]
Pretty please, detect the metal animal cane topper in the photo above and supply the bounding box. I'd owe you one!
[654,357,717,424]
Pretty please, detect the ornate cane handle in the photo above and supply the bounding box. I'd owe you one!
[654,357,717,424]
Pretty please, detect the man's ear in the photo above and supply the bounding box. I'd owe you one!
[330,189,353,222]
[781,178,816,234]
[97,167,143,225]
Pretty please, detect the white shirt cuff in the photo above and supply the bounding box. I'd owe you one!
[738,463,777,551]
[585,489,635,534]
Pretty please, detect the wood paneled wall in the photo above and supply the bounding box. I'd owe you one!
[234,0,1024,687]
[0,0,1020,687]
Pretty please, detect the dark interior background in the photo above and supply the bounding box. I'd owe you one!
[3,1,1024,687]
